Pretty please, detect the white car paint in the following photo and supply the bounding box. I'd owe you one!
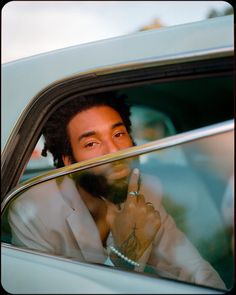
[2,245,223,294]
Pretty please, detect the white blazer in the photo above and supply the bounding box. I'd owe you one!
[8,175,225,289]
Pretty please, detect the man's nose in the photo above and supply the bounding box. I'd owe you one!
[104,140,119,154]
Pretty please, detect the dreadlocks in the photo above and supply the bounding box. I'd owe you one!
[41,92,132,168]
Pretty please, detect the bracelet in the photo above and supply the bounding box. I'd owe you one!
[109,246,140,267]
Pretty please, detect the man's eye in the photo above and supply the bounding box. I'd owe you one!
[84,142,97,148]
[114,132,125,138]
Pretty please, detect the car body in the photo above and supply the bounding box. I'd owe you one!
[1,15,234,293]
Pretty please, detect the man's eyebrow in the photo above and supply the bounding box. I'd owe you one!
[78,122,125,142]
[111,122,125,129]
[78,131,96,142]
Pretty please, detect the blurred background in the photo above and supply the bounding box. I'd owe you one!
[2,1,233,63]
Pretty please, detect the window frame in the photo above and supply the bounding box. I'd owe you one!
[1,56,234,200]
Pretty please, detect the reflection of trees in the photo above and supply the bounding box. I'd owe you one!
[207,6,233,18]
[162,195,187,233]
[163,195,233,289]
[199,227,234,290]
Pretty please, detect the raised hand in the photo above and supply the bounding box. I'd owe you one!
[106,168,161,261]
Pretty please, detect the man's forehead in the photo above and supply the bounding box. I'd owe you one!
[67,105,125,138]
[71,105,121,122]
[78,122,125,142]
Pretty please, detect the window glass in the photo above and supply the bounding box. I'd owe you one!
[20,136,54,183]
[2,129,233,290]
[130,106,176,144]
[131,106,187,167]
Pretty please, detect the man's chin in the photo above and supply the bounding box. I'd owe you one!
[75,171,128,204]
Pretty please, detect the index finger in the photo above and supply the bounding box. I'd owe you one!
[127,168,140,201]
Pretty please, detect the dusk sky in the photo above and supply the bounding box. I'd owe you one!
[2,1,232,63]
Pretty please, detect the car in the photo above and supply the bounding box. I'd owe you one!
[1,15,234,293]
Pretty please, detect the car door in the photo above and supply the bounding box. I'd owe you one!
[1,119,233,293]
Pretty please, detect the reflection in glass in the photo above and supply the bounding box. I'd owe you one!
[2,130,233,290]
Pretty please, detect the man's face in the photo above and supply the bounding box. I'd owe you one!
[63,105,135,203]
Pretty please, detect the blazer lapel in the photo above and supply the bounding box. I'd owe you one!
[59,176,106,263]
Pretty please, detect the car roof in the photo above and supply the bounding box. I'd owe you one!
[1,15,233,151]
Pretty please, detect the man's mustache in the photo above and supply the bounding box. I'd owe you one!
[71,157,140,204]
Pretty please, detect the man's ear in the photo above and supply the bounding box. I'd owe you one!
[62,155,72,166]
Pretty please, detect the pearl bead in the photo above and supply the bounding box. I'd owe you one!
[109,246,140,267]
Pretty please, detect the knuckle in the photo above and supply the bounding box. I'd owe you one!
[127,202,136,210]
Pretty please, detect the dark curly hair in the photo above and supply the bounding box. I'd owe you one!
[41,92,133,168]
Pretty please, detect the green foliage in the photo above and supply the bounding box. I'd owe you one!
[162,195,187,233]
[207,6,233,18]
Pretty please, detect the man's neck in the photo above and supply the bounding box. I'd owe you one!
[77,185,110,245]
[77,185,104,216]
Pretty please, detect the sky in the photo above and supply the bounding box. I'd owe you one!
[1,1,232,63]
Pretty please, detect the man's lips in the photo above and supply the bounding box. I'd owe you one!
[106,164,131,180]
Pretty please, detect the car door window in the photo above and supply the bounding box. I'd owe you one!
[2,125,233,291]
[18,70,233,185]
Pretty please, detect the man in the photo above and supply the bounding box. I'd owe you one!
[8,92,225,289]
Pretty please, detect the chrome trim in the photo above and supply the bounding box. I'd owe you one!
[1,120,234,213]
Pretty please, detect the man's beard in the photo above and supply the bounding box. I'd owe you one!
[71,159,140,205]
[74,171,129,204]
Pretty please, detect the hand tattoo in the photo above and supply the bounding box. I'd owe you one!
[120,224,141,261]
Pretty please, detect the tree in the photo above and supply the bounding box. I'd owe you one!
[207,6,233,18]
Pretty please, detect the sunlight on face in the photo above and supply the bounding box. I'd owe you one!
[65,105,133,162]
